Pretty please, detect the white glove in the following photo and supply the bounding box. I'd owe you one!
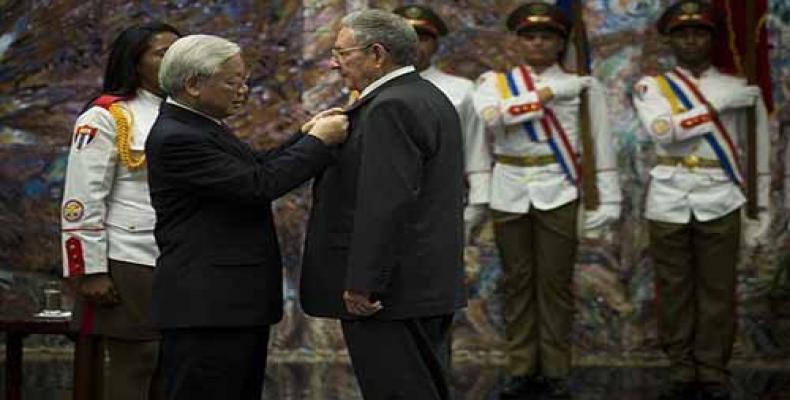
[543,76,594,101]
[584,203,620,231]
[743,210,771,247]
[463,204,488,244]
[707,85,760,113]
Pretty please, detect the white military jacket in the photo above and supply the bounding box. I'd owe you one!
[420,66,490,205]
[471,63,620,214]
[633,66,770,224]
[61,89,162,277]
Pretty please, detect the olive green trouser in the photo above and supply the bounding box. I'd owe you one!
[106,338,164,400]
[649,210,740,384]
[493,201,578,378]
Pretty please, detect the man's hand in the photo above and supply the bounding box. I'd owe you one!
[343,290,382,316]
[542,76,594,102]
[744,210,772,247]
[77,274,120,306]
[464,204,488,244]
[301,107,345,133]
[308,114,349,145]
[584,203,620,231]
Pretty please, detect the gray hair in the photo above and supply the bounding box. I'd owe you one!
[341,9,418,66]
[159,34,240,96]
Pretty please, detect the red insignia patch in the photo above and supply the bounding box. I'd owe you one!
[65,236,85,276]
[73,125,98,150]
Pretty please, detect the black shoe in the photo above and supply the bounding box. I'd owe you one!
[658,382,697,400]
[698,383,730,400]
[544,377,571,398]
[500,375,541,399]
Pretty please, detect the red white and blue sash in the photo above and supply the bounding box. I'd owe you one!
[496,66,580,183]
[655,68,743,184]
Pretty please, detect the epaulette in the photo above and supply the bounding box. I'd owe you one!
[93,95,127,110]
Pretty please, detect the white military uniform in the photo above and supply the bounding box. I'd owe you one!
[633,66,770,224]
[61,89,161,277]
[471,63,621,219]
[420,66,490,205]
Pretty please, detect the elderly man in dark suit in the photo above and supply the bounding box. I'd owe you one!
[145,34,348,400]
[300,9,466,400]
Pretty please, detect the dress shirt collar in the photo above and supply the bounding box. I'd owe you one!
[358,65,416,100]
[166,97,224,126]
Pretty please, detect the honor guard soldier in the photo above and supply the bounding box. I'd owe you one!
[394,4,490,240]
[632,1,771,399]
[471,2,621,398]
[61,23,180,400]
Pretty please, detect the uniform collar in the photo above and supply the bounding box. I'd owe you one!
[135,88,163,105]
[675,65,718,80]
[525,63,564,78]
[358,65,416,100]
[419,65,442,79]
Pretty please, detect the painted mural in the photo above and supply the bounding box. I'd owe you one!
[1,0,788,376]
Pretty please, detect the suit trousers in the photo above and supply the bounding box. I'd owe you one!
[161,327,270,400]
[106,338,164,400]
[649,210,740,384]
[341,314,454,400]
[493,201,578,378]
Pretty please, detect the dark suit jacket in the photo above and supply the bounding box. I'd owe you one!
[300,71,466,320]
[146,103,331,329]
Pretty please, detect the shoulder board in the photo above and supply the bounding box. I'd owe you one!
[93,95,127,110]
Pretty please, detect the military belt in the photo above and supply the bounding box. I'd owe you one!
[656,155,720,169]
[495,154,557,167]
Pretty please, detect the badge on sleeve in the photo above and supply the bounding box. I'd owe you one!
[73,124,98,150]
[476,73,491,86]
[651,119,671,136]
[634,83,649,101]
[482,107,500,124]
[62,199,85,222]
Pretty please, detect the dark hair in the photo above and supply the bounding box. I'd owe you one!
[81,22,180,112]
[102,22,181,97]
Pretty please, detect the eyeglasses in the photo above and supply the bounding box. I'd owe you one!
[330,43,374,59]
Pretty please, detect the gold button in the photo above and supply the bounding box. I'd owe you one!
[683,155,700,168]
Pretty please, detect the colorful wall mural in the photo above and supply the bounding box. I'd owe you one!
[1,0,788,371]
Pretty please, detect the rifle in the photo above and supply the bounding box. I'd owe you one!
[572,0,599,210]
[744,0,758,218]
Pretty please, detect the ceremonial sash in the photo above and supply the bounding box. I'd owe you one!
[654,68,743,184]
[494,66,580,183]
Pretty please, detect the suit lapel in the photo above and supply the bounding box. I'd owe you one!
[343,72,421,146]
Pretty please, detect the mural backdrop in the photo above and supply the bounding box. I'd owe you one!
[1,0,788,373]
